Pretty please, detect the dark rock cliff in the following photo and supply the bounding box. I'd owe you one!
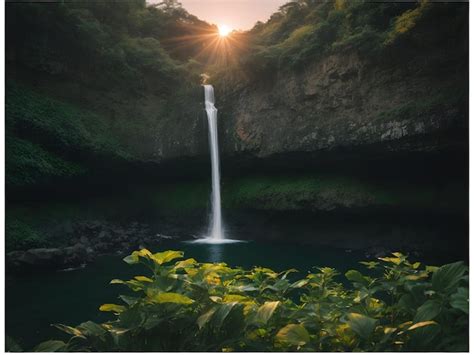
[215,51,467,167]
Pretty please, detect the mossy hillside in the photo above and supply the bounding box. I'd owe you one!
[6,84,130,156]
[6,135,86,187]
[10,174,460,220]
[221,175,461,213]
[6,83,133,187]
[237,1,467,73]
[120,175,461,214]
[5,218,47,251]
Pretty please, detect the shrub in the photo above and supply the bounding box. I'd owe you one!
[5,219,46,251]
[237,1,466,73]
[34,250,468,352]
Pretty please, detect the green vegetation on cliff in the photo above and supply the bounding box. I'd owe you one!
[6,84,133,187]
[127,175,464,215]
[6,219,46,251]
[223,175,441,212]
[6,0,468,190]
[6,0,209,189]
[230,0,467,76]
[30,249,468,352]
[6,0,211,92]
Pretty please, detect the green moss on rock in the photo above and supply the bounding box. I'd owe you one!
[221,175,461,213]
[6,135,86,186]
[6,218,46,251]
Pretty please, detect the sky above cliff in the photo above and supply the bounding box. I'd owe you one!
[151,0,288,30]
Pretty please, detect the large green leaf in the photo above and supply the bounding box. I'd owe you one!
[119,295,140,306]
[77,321,107,338]
[174,258,197,269]
[398,294,417,311]
[378,254,403,265]
[253,301,280,325]
[431,261,466,292]
[151,250,184,265]
[408,320,437,331]
[148,292,194,304]
[110,279,125,284]
[354,289,370,303]
[114,279,145,292]
[275,324,310,346]
[346,313,377,339]
[211,302,239,328]
[414,300,441,322]
[119,307,145,329]
[147,276,177,293]
[134,276,153,283]
[197,308,217,329]
[263,278,290,293]
[74,321,109,350]
[406,283,428,305]
[53,324,83,337]
[221,294,248,303]
[65,335,93,352]
[5,336,23,352]
[123,249,152,264]
[99,304,126,313]
[359,261,379,269]
[407,322,441,350]
[290,279,309,289]
[34,340,67,352]
[232,284,259,292]
[345,270,370,286]
[450,287,469,314]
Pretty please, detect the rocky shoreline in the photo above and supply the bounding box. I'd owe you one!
[6,211,468,272]
[6,220,180,272]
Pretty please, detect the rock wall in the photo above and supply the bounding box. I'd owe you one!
[216,51,468,162]
[7,45,468,192]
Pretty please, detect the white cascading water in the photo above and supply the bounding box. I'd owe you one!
[204,85,224,240]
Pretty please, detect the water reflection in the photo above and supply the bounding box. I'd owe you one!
[208,244,223,263]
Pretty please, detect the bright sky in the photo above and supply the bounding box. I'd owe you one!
[151,0,288,31]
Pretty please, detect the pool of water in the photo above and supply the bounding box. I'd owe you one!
[6,240,366,350]
[5,234,466,350]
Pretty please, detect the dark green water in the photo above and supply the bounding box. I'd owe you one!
[6,234,467,351]
[6,199,469,351]
[6,240,370,350]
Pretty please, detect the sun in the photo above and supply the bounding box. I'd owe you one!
[218,25,231,37]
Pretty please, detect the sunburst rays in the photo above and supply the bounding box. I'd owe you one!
[160,25,248,67]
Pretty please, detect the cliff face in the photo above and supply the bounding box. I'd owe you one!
[7,45,468,192]
[216,51,467,162]
[6,1,469,195]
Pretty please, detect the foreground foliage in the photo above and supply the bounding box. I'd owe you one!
[34,250,468,352]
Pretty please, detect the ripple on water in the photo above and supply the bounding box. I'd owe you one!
[184,238,247,245]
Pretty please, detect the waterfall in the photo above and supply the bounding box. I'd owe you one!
[186,85,243,245]
[204,85,224,240]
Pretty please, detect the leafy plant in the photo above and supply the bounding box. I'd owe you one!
[237,1,467,73]
[34,249,468,352]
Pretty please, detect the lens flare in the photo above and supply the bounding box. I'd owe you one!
[218,25,231,37]
[159,22,247,67]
